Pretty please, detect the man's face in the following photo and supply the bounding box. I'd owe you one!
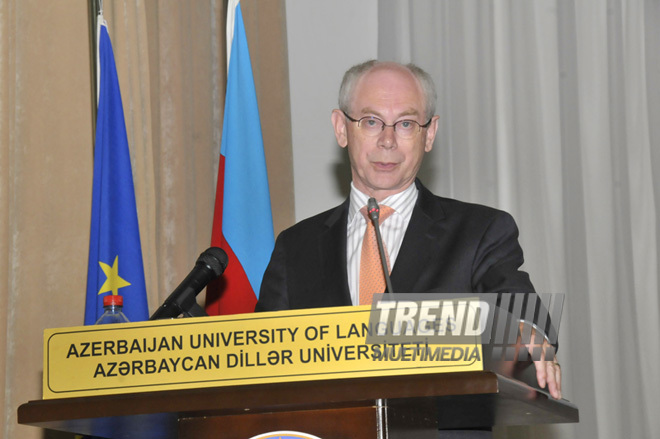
[332,65,439,201]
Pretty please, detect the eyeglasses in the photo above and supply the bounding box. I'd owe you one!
[342,111,432,139]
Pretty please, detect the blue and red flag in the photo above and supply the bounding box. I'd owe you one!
[85,14,149,325]
[205,0,275,315]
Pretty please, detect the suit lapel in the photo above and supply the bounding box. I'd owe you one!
[390,182,446,294]
[319,200,352,305]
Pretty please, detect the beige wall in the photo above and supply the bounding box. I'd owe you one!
[2,1,291,437]
[2,2,95,437]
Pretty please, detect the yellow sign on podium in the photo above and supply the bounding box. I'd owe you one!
[43,306,482,399]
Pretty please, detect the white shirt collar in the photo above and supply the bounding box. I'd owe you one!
[348,182,418,223]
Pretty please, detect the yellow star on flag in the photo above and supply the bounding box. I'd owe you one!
[97,255,131,296]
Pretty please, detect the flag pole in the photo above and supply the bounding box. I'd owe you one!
[88,0,102,140]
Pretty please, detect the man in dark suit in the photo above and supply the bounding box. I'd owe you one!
[256,60,561,402]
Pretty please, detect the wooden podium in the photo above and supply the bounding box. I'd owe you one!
[18,370,578,439]
[19,305,578,438]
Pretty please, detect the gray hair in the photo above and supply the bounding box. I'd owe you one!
[337,60,437,120]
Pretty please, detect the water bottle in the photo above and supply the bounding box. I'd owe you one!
[95,294,130,324]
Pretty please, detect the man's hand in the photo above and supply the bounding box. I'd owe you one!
[520,323,562,399]
[533,341,562,399]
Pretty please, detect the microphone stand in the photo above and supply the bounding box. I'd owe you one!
[367,198,395,296]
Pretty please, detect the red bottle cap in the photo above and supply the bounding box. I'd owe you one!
[103,295,123,307]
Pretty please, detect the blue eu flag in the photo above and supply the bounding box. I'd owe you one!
[85,18,149,325]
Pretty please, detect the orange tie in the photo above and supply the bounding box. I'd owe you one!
[359,205,394,305]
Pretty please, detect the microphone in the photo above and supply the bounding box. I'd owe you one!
[367,197,395,296]
[149,247,228,320]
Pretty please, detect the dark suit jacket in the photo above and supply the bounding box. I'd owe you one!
[256,180,535,311]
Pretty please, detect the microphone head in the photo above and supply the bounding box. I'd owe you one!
[197,247,229,276]
[367,197,380,222]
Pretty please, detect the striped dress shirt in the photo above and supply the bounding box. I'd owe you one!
[346,182,418,305]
